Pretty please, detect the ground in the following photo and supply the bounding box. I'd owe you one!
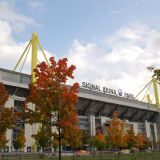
[1,151,160,160]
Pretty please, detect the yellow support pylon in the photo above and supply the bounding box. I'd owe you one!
[31,32,38,83]
[147,94,152,104]
[152,78,160,111]
[14,32,49,83]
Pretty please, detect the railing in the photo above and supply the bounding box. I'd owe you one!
[1,151,160,160]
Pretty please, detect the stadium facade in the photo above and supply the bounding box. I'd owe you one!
[0,68,160,152]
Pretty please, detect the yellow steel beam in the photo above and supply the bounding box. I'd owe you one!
[147,94,152,104]
[20,43,31,73]
[141,82,152,102]
[14,33,49,84]
[152,78,160,111]
[38,40,50,65]
[31,32,38,83]
[13,40,31,71]
[135,80,152,99]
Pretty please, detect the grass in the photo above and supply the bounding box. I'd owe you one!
[45,152,160,160]
[1,152,160,160]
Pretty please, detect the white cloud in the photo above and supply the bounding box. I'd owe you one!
[0,1,159,102]
[0,20,51,74]
[66,23,160,98]
[0,1,49,73]
[0,1,40,32]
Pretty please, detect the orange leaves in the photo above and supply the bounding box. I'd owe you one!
[34,57,76,86]
[0,82,17,135]
[32,125,52,149]
[0,82,8,107]
[106,112,150,150]
[92,133,106,150]
[0,133,8,149]
[13,131,26,150]
[95,133,106,144]
[0,82,18,149]
[107,112,126,149]
[96,133,106,142]
[24,56,81,151]
[125,126,136,149]
[63,125,82,148]
[135,133,145,149]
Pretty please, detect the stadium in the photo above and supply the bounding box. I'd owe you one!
[0,33,160,153]
[0,67,160,152]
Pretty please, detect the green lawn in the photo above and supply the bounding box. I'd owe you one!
[1,152,160,160]
[44,152,160,160]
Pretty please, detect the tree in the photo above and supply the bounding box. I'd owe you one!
[135,133,145,150]
[52,137,59,151]
[156,134,160,150]
[147,66,160,81]
[63,125,82,155]
[13,131,26,151]
[32,125,52,152]
[125,126,136,149]
[24,57,81,160]
[0,82,17,151]
[82,130,90,148]
[0,134,8,152]
[106,112,126,150]
[94,133,106,150]
[105,134,111,149]
[143,137,151,149]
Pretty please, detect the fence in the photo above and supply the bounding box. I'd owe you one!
[0,151,160,160]
[0,153,43,160]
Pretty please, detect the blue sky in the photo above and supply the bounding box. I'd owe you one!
[1,0,160,97]
[10,0,160,55]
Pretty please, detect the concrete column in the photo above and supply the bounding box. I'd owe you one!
[100,116,107,133]
[5,97,14,109]
[89,115,96,136]
[154,123,158,142]
[24,103,37,152]
[144,120,151,138]
[24,124,35,152]
[5,98,14,152]
[155,113,160,135]
[0,70,1,80]
[100,116,107,125]
[133,123,138,135]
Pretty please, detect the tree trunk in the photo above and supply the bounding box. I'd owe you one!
[117,148,120,160]
[20,148,22,160]
[58,128,61,160]
[73,148,75,160]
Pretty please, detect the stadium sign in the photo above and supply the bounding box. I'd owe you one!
[81,82,134,99]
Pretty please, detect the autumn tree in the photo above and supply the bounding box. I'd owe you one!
[24,57,81,160]
[143,137,151,149]
[0,82,17,151]
[125,126,136,149]
[147,66,160,81]
[82,130,90,148]
[105,134,111,149]
[93,133,106,150]
[0,134,8,151]
[63,125,82,155]
[107,112,126,150]
[156,134,160,150]
[135,133,145,150]
[32,125,52,152]
[13,131,26,151]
